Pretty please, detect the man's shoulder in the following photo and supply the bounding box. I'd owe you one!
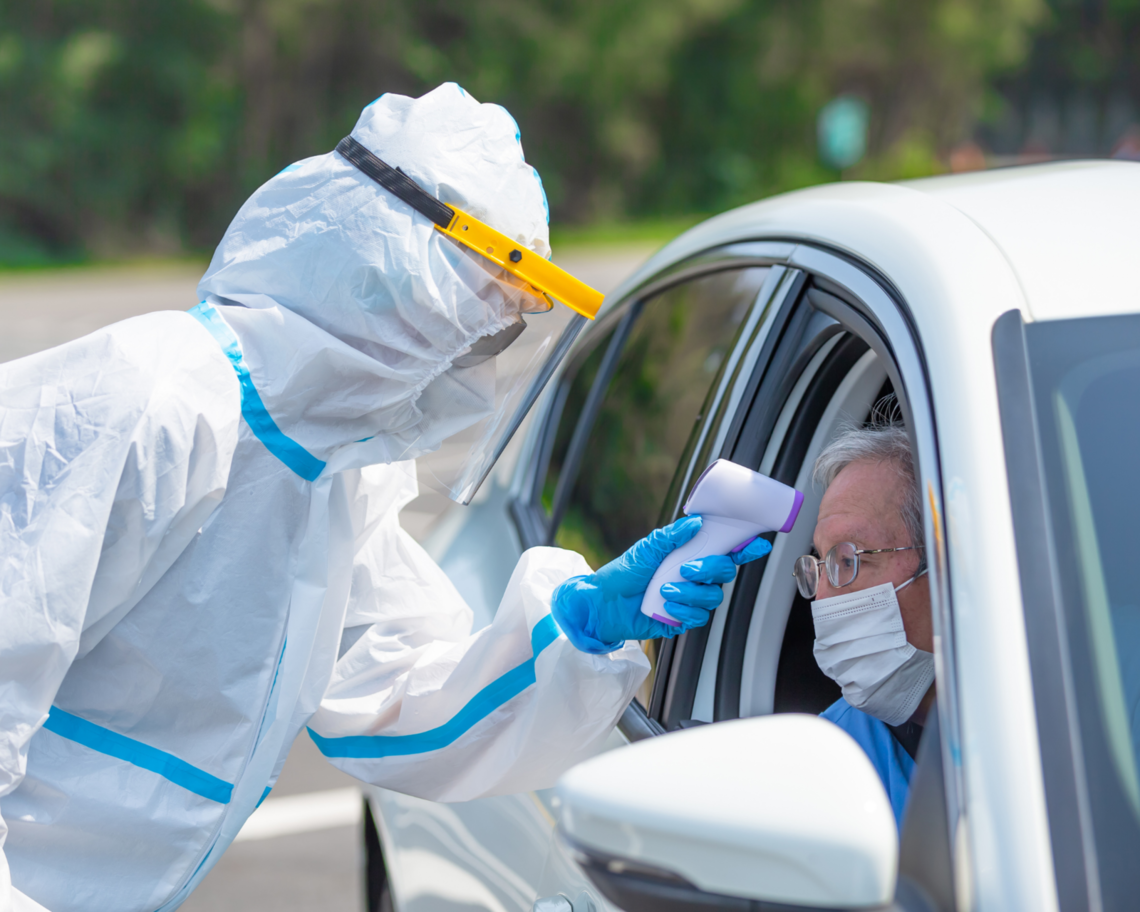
[820,696,858,726]
[819,697,915,831]
[820,697,889,739]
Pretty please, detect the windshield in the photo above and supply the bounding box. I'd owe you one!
[1023,312,1140,902]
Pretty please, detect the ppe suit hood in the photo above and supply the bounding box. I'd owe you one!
[197,82,551,469]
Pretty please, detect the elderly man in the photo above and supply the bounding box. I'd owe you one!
[792,421,933,828]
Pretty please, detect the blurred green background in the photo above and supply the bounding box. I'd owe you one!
[2,0,1138,267]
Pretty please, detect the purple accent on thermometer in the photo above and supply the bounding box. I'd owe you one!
[730,535,758,554]
[652,613,681,627]
[780,489,805,534]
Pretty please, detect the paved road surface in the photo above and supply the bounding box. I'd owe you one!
[0,244,656,912]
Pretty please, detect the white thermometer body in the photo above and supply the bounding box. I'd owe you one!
[640,459,803,626]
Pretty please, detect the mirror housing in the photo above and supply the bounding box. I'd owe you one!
[556,714,897,911]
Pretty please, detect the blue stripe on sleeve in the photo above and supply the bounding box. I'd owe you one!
[189,302,326,482]
[530,613,560,654]
[309,614,564,760]
[43,707,234,804]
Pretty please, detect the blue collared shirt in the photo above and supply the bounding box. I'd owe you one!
[821,697,915,830]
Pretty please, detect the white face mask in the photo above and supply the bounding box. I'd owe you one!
[811,579,934,727]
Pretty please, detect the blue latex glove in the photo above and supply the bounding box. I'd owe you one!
[550,516,774,654]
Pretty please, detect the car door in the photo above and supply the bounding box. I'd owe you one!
[370,254,793,912]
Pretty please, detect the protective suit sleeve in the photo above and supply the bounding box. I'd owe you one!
[0,311,239,911]
[307,469,648,802]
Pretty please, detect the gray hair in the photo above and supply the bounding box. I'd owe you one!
[813,421,925,563]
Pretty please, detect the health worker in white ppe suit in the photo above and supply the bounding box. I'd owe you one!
[0,83,771,912]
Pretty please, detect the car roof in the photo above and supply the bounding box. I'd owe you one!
[601,160,1140,326]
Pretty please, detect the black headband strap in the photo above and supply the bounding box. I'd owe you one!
[335,135,455,228]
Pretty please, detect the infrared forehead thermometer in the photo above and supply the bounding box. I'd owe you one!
[641,459,803,627]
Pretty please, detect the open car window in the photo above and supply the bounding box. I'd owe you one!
[739,342,890,719]
[551,268,770,565]
[532,267,771,557]
[653,281,920,729]
[526,267,770,703]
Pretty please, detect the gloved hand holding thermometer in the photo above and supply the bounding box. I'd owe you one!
[551,460,802,653]
[641,459,803,626]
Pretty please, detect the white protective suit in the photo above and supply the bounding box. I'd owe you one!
[0,83,648,912]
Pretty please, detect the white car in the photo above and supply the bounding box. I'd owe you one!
[363,161,1140,912]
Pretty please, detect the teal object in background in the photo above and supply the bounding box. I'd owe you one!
[818,96,870,170]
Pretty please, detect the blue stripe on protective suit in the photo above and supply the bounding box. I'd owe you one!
[189,302,326,481]
[43,707,234,804]
[309,615,562,759]
[821,697,914,830]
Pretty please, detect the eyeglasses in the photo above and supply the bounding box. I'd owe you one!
[793,541,923,599]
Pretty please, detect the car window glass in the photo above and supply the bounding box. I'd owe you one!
[1029,320,1140,814]
[540,327,615,516]
[1013,313,1140,901]
[553,267,770,566]
[546,268,770,706]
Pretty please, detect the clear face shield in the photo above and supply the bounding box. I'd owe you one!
[336,136,602,504]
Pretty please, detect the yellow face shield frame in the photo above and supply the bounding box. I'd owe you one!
[336,136,602,319]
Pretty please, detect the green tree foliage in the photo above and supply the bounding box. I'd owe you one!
[0,0,1052,264]
[0,1,238,262]
[983,0,1140,156]
[648,0,1044,211]
[805,0,1043,176]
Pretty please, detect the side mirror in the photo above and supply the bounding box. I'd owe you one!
[556,714,897,911]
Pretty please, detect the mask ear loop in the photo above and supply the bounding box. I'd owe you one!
[894,566,929,593]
